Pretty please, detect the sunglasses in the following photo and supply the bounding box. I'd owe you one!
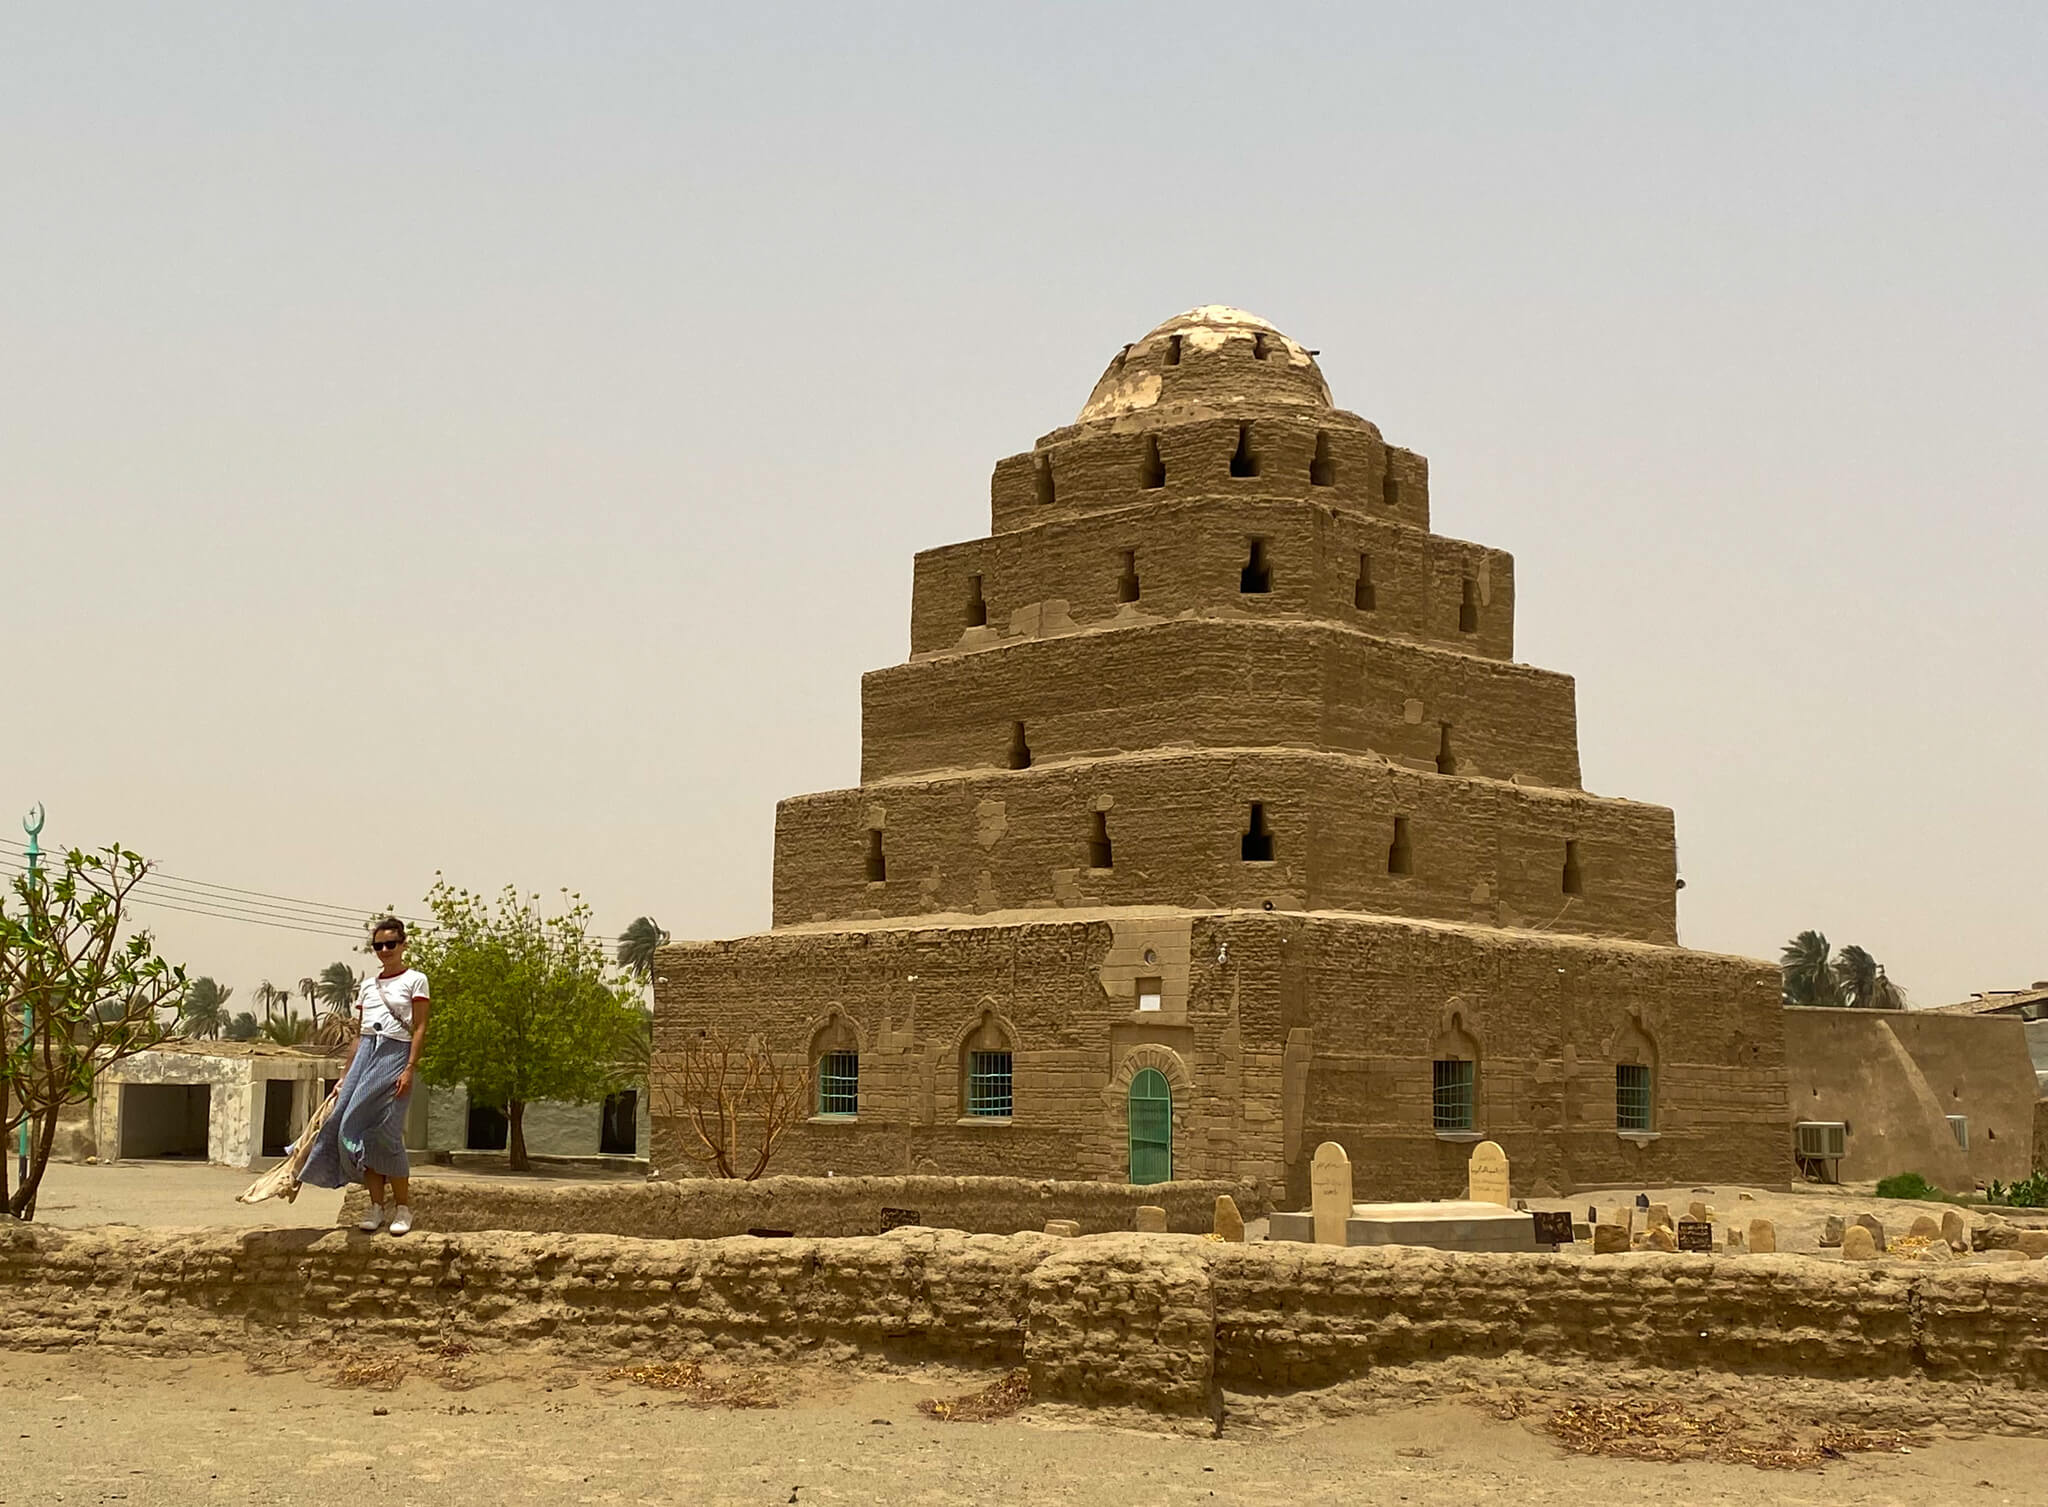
[372,939,404,953]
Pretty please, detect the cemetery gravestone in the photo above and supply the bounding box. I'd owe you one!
[1941,1209,1968,1251]
[1854,1214,1887,1252]
[1311,1141,1354,1246]
[1532,1210,1574,1247]
[1674,1219,1712,1252]
[1748,1217,1776,1254]
[1135,1205,1169,1233]
[1907,1214,1941,1241]
[879,1207,921,1233]
[1645,1203,1674,1231]
[1821,1215,1846,1248]
[1044,1219,1080,1237]
[1592,1223,1631,1254]
[1213,1194,1246,1243]
[1841,1225,1877,1261]
[1467,1140,1511,1207]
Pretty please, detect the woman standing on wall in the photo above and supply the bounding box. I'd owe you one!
[300,916,431,1235]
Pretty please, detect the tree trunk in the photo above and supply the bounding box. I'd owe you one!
[508,1098,528,1172]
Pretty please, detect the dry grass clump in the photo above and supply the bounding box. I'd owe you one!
[918,1368,1031,1423]
[331,1354,409,1390]
[1542,1396,1919,1471]
[327,1338,480,1392]
[606,1359,779,1409]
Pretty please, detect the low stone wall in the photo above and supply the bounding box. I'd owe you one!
[7,1221,2047,1426]
[336,1174,1266,1239]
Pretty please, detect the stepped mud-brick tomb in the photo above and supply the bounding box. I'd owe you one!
[653,306,1788,1202]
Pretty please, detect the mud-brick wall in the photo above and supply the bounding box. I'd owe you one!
[333,1173,1270,1240]
[652,917,1286,1189]
[909,498,1513,664]
[858,618,1583,789]
[774,750,1676,944]
[6,1226,2047,1426]
[1286,913,1790,1203]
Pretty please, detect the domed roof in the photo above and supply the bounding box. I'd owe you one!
[1077,306,1333,424]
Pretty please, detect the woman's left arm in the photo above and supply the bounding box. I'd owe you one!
[395,998,431,1100]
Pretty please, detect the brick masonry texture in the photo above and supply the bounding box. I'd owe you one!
[776,749,1677,940]
[655,911,1787,1201]
[331,1174,1269,1240]
[6,1222,2046,1425]
[653,305,1791,1194]
[911,497,1511,662]
[858,619,1583,787]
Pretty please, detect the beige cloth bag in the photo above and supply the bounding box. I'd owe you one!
[235,1085,341,1205]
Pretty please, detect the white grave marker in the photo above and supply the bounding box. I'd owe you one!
[1467,1140,1510,1207]
[1310,1141,1353,1245]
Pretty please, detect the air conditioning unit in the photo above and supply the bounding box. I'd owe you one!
[1795,1121,1847,1159]
[1947,1114,1969,1150]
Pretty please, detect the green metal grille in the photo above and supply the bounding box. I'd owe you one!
[1616,1063,1652,1131]
[817,1052,859,1117]
[966,1051,1013,1118]
[1127,1068,1172,1185]
[1432,1059,1475,1131]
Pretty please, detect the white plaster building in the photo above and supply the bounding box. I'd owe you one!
[92,1040,348,1169]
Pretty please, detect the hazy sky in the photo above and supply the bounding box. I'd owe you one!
[3,4,2042,1010]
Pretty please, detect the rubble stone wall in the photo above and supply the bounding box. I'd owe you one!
[5,1224,2045,1423]
[333,1173,1269,1240]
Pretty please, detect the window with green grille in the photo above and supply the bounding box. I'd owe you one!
[966,1051,1013,1118]
[1432,1058,1475,1131]
[1127,1068,1172,1184]
[817,1051,858,1117]
[1616,1063,1652,1131]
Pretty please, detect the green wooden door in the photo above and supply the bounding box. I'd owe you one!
[1127,1068,1172,1185]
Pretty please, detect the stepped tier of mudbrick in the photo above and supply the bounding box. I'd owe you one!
[653,306,1789,1202]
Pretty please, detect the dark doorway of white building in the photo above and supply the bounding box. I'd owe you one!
[260,1079,297,1158]
[119,1083,210,1160]
[599,1090,638,1155]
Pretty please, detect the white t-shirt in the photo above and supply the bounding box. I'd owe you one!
[357,969,430,1041]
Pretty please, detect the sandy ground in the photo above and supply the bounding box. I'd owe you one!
[4,1348,2047,1507]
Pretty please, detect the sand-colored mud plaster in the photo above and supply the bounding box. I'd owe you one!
[1782,1008,2038,1190]
[655,306,1789,1195]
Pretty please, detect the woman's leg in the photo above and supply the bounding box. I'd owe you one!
[365,1170,387,1207]
[390,1175,409,1206]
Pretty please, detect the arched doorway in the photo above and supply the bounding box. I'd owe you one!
[1127,1067,1172,1185]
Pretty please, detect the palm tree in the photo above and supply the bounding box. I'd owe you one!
[1833,944,1907,1010]
[1782,931,1907,1008]
[615,916,669,982]
[225,1011,261,1042]
[1780,931,1844,1006]
[298,975,320,1020]
[316,961,359,1018]
[178,977,234,1040]
[261,1012,313,1046]
[252,979,285,1026]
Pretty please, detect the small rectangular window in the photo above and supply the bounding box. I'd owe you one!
[1136,976,1162,1012]
[1616,1063,1652,1131]
[1432,1059,1474,1131]
[864,829,886,883]
[817,1052,859,1117]
[967,1051,1013,1118]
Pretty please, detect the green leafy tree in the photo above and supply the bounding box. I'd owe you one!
[1,845,185,1219]
[225,1011,260,1042]
[615,916,669,983]
[178,977,234,1040]
[409,878,643,1172]
[297,975,319,1021]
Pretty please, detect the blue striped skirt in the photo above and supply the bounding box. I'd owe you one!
[299,1031,412,1186]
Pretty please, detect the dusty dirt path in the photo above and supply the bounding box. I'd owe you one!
[3,1350,2043,1507]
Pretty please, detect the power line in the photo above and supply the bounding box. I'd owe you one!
[0,843,627,947]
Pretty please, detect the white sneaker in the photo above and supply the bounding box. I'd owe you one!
[358,1203,385,1233]
[388,1206,412,1237]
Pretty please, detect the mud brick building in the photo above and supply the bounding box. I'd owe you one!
[653,306,1789,1203]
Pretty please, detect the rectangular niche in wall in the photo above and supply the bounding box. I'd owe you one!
[1136,975,1162,1012]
